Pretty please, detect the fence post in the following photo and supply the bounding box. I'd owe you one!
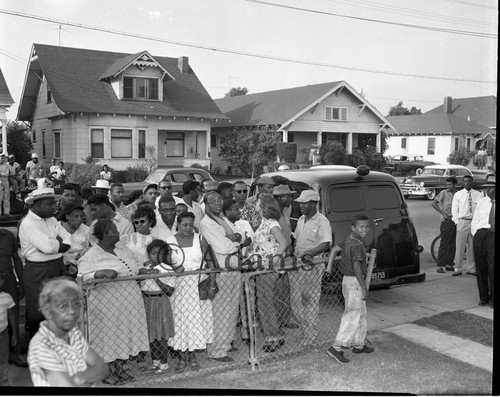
[243,273,260,371]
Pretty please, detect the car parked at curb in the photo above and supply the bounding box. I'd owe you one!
[399,164,493,200]
[252,166,425,291]
[121,167,214,198]
[385,154,436,174]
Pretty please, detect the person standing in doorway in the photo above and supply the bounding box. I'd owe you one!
[0,154,10,216]
[431,177,458,273]
[451,175,482,276]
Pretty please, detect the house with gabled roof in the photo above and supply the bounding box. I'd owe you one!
[0,67,14,154]
[425,95,496,155]
[17,44,226,169]
[385,96,494,165]
[211,81,395,171]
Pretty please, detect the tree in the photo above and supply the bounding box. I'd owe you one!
[319,142,347,165]
[447,147,474,166]
[387,101,422,116]
[7,121,33,166]
[224,86,249,97]
[218,125,280,177]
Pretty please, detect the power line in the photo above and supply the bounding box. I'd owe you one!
[329,0,497,30]
[0,8,496,84]
[246,0,497,38]
[0,48,25,64]
[446,0,498,10]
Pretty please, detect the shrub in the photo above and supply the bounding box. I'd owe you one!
[66,163,103,188]
[277,142,298,163]
[447,148,474,166]
[122,164,150,182]
[363,146,385,171]
[319,142,347,165]
[81,154,100,165]
[347,150,366,167]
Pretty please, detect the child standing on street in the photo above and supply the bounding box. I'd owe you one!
[138,240,175,373]
[327,214,374,364]
[0,277,18,386]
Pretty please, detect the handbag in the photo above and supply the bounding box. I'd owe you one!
[198,235,219,300]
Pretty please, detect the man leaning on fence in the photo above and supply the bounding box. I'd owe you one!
[200,191,245,363]
[289,190,332,347]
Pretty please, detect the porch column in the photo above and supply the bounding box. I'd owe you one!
[282,130,288,143]
[347,132,353,154]
[376,133,381,152]
[0,117,6,154]
[316,131,322,146]
[206,129,211,158]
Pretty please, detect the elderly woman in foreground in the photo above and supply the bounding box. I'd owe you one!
[27,277,108,387]
[78,219,150,385]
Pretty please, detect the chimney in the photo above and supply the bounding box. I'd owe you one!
[178,56,189,73]
[444,96,453,113]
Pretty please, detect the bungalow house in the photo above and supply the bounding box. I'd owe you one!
[385,96,493,165]
[425,95,496,154]
[0,67,14,154]
[211,81,395,172]
[17,44,226,170]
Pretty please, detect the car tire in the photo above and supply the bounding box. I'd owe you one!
[426,188,436,200]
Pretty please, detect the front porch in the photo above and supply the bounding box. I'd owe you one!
[157,129,211,169]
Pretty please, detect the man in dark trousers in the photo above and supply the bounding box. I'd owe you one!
[471,178,495,307]
[431,177,458,273]
[18,187,71,337]
[0,228,27,367]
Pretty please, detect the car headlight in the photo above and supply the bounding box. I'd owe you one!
[419,182,425,187]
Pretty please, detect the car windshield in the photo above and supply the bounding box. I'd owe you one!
[145,170,169,183]
[413,156,424,161]
[422,168,445,176]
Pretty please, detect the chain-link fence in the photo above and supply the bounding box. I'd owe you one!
[77,253,353,387]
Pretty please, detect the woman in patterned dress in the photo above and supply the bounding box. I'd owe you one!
[120,206,156,267]
[78,220,149,385]
[251,193,288,353]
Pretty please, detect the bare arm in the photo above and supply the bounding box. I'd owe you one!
[71,346,109,386]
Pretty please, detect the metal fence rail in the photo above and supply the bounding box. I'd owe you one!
[77,254,349,387]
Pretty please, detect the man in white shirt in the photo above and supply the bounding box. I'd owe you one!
[25,153,45,189]
[174,180,204,230]
[109,183,132,222]
[290,190,332,346]
[154,180,173,209]
[86,193,133,245]
[451,175,483,276]
[200,192,243,363]
[19,188,72,337]
[152,196,177,241]
[471,179,495,307]
[7,154,24,200]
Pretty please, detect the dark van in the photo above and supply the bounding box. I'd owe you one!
[253,166,425,289]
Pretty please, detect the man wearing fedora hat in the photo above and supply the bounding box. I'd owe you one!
[471,177,495,308]
[18,187,72,337]
[273,184,299,330]
[290,189,332,346]
[0,153,10,216]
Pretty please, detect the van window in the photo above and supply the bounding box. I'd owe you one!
[330,186,364,212]
[367,185,400,209]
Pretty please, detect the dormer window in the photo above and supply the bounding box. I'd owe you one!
[123,76,159,100]
[324,106,348,121]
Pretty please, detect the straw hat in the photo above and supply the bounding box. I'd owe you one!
[25,187,57,205]
[272,185,296,196]
[295,190,320,202]
[92,180,111,190]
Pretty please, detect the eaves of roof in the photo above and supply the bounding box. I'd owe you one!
[0,68,14,106]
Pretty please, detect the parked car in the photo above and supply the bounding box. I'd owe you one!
[252,166,425,291]
[385,154,436,174]
[121,167,214,198]
[399,164,493,200]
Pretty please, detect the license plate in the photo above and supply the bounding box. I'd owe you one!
[371,271,386,280]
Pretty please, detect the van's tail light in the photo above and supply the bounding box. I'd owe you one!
[416,245,423,253]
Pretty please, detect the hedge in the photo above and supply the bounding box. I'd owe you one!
[277,142,297,163]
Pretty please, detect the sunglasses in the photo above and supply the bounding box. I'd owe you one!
[133,219,148,225]
[160,186,173,190]
[235,190,248,194]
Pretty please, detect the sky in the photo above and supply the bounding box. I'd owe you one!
[0,0,497,121]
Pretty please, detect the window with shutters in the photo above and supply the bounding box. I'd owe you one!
[138,130,146,159]
[324,106,348,121]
